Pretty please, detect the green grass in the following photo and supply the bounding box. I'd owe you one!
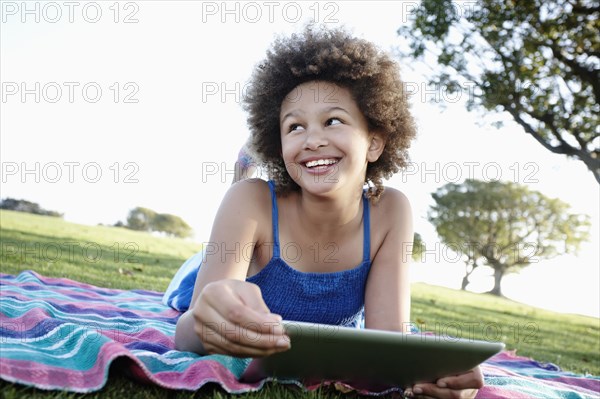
[1,209,599,398]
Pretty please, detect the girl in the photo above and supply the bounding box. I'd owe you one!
[165,26,483,398]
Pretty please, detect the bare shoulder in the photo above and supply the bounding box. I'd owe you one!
[220,178,271,221]
[369,186,413,246]
[227,178,271,203]
[371,186,412,220]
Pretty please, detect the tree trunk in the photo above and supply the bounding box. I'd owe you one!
[461,275,470,290]
[488,267,504,296]
[461,261,477,291]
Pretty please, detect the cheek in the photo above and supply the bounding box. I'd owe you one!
[285,163,303,182]
[280,137,303,181]
[280,137,293,162]
[280,133,304,158]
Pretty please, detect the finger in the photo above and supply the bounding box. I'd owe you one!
[403,389,433,399]
[403,388,432,399]
[194,304,289,352]
[412,383,478,399]
[411,383,444,399]
[202,326,289,358]
[204,282,286,336]
[436,367,484,390]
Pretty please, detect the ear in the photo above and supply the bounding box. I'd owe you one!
[366,133,385,163]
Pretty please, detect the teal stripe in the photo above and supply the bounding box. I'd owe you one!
[2,287,172,313]
[1,283,160,302]
[485,376,598,399]
[0,324,107,371]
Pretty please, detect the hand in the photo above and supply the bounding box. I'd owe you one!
[404,366,484,399]
[191,279,291,357]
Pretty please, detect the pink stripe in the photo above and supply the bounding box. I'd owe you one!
[123,328,175,348]
[481,364,526,378]
[0,342,131,392]
[0,310,175,347]
[477,386,537,399]
[149,360,262,391]
[0,308,51,330]
[0,346,250,393]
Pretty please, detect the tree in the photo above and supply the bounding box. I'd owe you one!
[398,0,600,183]
[124,207,193,238]
[152,213,193,238]
[126,207,157,232]
[412,232,426,261]
[0,197,63,218]
[428,179,590,296]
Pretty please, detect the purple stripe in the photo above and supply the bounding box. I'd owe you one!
[2,271,163,297]
[0,311,175,347]
[3,297,167,321]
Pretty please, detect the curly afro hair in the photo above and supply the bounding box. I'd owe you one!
[242,25,416,201]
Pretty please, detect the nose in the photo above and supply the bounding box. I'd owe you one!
[303,125,328,150]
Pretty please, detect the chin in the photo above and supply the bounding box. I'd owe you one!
[297,175,342,195]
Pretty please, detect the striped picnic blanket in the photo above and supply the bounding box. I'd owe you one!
[1,271,599,397]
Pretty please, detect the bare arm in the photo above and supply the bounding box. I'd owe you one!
[364,188,413,333]
[174,179,288,356]
[365,189,483,399]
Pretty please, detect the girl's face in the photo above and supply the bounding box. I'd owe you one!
[279,80,384,196]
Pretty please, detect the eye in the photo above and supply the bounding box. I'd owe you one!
[288,123,305,133]
[326,118,343,126]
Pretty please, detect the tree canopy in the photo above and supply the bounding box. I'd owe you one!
[398,0,599,182]
[428,179,590,296]
[152,213,193,239]
[126,207,156,232]
[412,232,426,261]
[0,198,63,218]
[124,207,193,238]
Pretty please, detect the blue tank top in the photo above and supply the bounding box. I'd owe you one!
[246,181,372,327]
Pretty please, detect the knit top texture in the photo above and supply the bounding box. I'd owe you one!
[246,181,372,327]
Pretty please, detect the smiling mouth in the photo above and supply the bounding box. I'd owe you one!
[304,158,339,168]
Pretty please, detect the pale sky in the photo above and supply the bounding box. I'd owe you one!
[2,1,598,318]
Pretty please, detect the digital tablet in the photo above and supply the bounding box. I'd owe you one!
[241,321,504,387]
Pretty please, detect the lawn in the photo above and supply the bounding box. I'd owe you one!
[1,210,599,398]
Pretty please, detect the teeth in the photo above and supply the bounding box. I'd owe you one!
[305,159,338,168]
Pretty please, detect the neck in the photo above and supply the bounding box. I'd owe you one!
[294,184,365,235]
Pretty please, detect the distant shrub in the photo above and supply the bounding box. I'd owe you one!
[121,207,193,238]
[0,198,63,218]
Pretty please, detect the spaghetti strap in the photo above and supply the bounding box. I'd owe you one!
[267,180,281,258]
[162,180,373,326]
[362,194,371,264]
